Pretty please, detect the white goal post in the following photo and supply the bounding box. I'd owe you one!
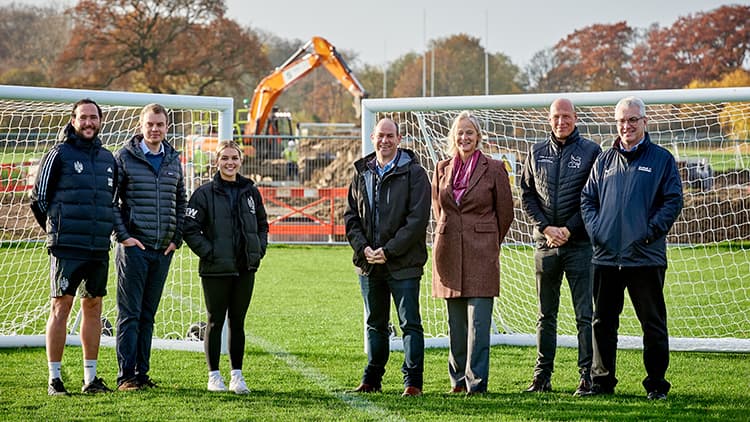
[0,84,232,351]
[361,87,750,353]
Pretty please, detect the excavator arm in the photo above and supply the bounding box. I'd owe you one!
[246,36,368,135]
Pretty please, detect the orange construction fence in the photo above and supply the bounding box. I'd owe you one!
[257,186,348,237]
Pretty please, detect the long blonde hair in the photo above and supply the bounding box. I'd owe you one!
[445,111,483,156]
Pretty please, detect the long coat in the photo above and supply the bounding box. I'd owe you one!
[431,153,514,298]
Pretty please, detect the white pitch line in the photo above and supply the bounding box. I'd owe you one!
[248,334,405,422]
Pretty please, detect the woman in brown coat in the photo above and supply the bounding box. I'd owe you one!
[431,111,514,394]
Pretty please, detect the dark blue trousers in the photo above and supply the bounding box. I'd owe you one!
[115,244,173,385]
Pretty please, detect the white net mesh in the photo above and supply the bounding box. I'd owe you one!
[0,98,212,340]
[374,97,749,345]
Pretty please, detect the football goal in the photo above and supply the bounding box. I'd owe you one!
[0,85,232,350]
[360,87,750,353]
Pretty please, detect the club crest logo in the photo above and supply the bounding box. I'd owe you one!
[247,196,256,214]
[60,276,69,292]
[185,208,198,219]
[568,155,582,169]
[74,161,84,173]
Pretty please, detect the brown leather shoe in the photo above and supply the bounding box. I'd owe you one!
[524,377,552,393]
[349,383,381,393]
[402,386,423,397]
[448,385,466,394]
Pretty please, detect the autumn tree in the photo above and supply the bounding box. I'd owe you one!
[55,0,269,98]
[543,22,635,92]
[0,3,70,86]
[631,5,750,89]
[687,69,750,140]
[392,34,522,98]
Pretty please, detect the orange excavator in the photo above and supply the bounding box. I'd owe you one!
[245,36,368,137]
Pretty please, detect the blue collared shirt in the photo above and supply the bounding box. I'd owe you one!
[375,153,398,178]
[140,139,165,172]
[619,136,646,152]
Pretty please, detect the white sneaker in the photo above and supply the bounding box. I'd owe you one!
[229,374,250,395]
[207,373,227,392]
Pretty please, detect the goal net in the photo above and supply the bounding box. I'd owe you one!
[0,85,232,350]
[361,88,750,353]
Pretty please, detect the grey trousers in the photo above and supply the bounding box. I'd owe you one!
[446,297,494,393]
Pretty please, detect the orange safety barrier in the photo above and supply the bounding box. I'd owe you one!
[258,187,348,237]
[0,162,33,192]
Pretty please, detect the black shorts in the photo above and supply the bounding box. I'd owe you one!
[49,255,109,298]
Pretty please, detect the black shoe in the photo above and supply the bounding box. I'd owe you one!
[348,383,381,393]
[82,377,113,394]
[524,377,552,393]
[647,391,667,400]
[137,375,158,389]
[48,377,69,396]
[589,383,615,396]
[573,377,593,397]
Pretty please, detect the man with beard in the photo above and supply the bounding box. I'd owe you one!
[31,99,117,396]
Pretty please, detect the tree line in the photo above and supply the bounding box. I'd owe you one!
[0,1,748,124]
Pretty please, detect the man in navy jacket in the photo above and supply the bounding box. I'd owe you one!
[581,96,683,400]
[30,99,116,395]
[113,104,186,391]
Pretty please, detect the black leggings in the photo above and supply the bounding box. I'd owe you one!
[201,271,255,371]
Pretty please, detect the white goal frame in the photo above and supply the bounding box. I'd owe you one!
[361,87,750,353]
[0,84,232,351]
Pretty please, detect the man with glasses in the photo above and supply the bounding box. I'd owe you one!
[581,96,683,400]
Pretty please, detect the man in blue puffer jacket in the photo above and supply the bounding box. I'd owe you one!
[113,104,187,391]
[581,96,683,401]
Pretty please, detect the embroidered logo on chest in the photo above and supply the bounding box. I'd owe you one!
[74,161,83,173]
[568,155,582,169]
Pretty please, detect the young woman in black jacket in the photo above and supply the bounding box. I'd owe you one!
[183,141,268,394]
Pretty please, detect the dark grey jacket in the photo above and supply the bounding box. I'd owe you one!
[183,173,268,276]
[521,128,601,246]
[30,124,117,260]
[344,149,431,279]
[581,133,683,267]
[113,135,187,250]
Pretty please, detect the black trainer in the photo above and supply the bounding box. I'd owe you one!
[573,377,594,397]
[48,377,69,396]
[589,383,615,396]
[524,377,552,393]
[137,375,158,389]
[82,377,113,394]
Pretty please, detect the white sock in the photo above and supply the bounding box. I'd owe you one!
[48,361,62,383]
[208,370,221,379]
[83,360,97,384]
[230,369,242,380]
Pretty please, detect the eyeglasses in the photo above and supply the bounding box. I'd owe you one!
[616,116,645,126]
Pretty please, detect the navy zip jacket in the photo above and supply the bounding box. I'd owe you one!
[521,127,601,246]
[581,133,683,267]
[113,134,187,250]
[30,124,117,260]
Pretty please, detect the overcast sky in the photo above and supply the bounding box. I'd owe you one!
[8,0,742,68]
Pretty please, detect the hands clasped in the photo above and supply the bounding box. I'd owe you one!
[364,246,387,264]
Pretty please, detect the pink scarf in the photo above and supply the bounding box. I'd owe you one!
[451,150,480,205]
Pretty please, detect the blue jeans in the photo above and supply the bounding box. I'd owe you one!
[115,244,173,384]
[359,274,424,389]
[533,242,593,380]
